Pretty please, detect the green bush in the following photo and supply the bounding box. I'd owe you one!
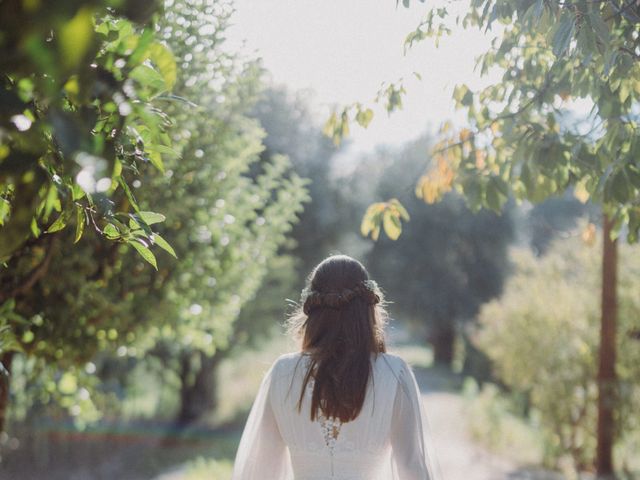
[475,230,640,472]
[463,377,544,465]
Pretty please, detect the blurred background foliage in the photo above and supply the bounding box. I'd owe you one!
[0,0,639,479]
[475,233,640,471]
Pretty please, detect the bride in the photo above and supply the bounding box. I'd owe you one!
[232,254,438,480]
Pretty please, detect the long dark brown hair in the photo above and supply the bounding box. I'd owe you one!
[287,255,388,423]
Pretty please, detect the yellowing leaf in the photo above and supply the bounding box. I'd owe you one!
[416,156,455,204]
[475,150,487,169]
[582,223,596,246]
[63,76,80,99]
[382,211,402,240]
[355,108,374,128]
[59,7,94,69]
[440,120,452,134]
[574,181,590,204]
[371,224,381,241]
[389,198,410,221]
[459,128,472,142]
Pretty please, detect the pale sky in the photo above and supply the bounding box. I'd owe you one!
[227,0,502,153]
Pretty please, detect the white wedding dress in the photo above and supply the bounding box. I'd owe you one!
[231,352,436,480]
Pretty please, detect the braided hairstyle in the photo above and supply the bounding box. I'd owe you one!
[287,254,388,423]
[302,281,381,315]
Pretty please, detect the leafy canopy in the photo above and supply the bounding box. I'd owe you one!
[336,0,640,241]
[0,0,177,265]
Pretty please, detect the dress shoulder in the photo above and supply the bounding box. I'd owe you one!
[378,352,410,369]
[376,352,413,382]
[271,351,307,378]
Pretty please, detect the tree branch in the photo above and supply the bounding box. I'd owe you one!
[0,236,57,304]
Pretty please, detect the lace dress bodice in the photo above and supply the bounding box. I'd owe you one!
[232,352,432,480]
[304,377,342,457]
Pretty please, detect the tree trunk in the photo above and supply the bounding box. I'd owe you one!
[176,350,221,426]
[0,351,14,433]
[461,327,492,385]
[431,322,455,367]
[596,215,617,479]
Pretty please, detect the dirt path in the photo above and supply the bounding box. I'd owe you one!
[421,390,515,480]
[415,367,560,480]
[413,367,514,480]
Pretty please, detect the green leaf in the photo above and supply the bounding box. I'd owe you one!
[71,184,86,201]
[46,208,73,233]
[148,150,165,172]
[58,372,78,395]
[486,178,508,212]
[355,108,374,128]
[118,177,140,212]
[128,27,155,66]
[146,144,181,159]
[148,42,177,91]
[626,166,640,188]
[588,11,609,45]
[103,223,120,239]
[30,217,41,238]
[130,64,167,99]
[453,84,470,105]
[152,232,177,258]
[74,207,85,243]
[129,240,158,269]
[138,211,166,225]
[492,176,510,196]
[532,0,544,22]
[610,170,629,203]
[552,13,576,57]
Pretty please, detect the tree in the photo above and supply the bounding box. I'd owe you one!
[349,2,639,475]
[524,192,594,256]
[475,232,640,473]
[173,85,349,424]
[147,3,307,425]
[252,87,341,274]
[0,0,179,432]
[360,135,513,366]
[0,0,308,430]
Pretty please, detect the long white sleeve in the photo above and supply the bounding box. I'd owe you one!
[389,360,433,480]
[231,362,293,480]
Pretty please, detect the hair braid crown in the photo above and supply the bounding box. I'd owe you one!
[302,280,380,315]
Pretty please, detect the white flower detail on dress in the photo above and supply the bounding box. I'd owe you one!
[306,376,343,454]
[319,413,342,454]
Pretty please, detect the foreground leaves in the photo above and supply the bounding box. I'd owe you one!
[0,1,177,265]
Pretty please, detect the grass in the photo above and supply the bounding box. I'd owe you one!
[181,457,233,480]
[462,378,546,466]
